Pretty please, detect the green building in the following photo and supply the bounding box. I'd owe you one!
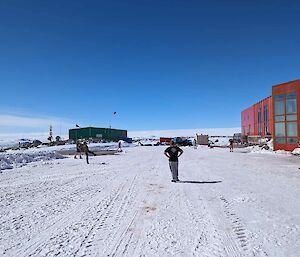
[69,127,127,141]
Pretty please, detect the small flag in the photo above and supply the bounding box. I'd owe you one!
[76,124,80,128]
[113,112,117,115]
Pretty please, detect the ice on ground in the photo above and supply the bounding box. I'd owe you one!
[0,151,65,171]
[292,148,300,155]
[0,142,136,171]
[0,146,299,256]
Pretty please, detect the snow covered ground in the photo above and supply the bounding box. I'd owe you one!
[0,146,300,256]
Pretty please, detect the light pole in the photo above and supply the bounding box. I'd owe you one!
[109,112,117,129]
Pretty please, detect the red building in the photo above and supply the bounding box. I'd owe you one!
[241,79,299,151]
[241,96,273,144]
[272,79,300,151]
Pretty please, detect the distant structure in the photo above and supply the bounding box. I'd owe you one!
[69,127,128,142]
[196,134,209,145]
[241,79,300,151]
[160,137,173,145]
[48,125,53,142]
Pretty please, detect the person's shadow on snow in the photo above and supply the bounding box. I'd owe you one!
[177,180,222,184]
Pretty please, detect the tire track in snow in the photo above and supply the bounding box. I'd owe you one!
[220,196,249,251]
[33,177,129,257]
[139,184,200,256]
[202,194,262,257]
[9,171,120,257]
[179,180,244,257]
[106,154,164,257]
[181,189,225,257]
[76,174,139,257]
[1,170,117,256]
[21,172,139,256]
[219,195,270,257]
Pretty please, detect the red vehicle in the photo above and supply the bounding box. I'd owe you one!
[159,137,173,145]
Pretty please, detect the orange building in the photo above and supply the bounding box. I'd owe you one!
[242,79,299,151]
[272,79,300,151]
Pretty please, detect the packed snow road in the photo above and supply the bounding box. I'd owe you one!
[0,146,300,257]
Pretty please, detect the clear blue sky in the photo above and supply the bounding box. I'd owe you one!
[0,0,299,134]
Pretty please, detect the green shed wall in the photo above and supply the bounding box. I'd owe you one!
[69,127,127,141]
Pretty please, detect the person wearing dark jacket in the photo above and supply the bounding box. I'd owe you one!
[229,139,234,152]
[81,142,96,164]
[164,141,183,182]
[74,140,83,159]
[75,141,96,164]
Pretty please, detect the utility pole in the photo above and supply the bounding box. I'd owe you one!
[48,125,53,142]
[109,111,117,129]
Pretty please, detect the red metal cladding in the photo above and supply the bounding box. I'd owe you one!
[253,96,273,137]
[241,96,273,137]
[241,106,255,136]
[272,79,300,151]
[242,79,300,151]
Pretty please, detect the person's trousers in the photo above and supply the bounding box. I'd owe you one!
[85,150,96,164]
[169,161,179,180]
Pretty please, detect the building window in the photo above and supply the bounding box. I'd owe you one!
[264,105,268,134]
[286,115,297,121]
[275,116,285,122]
[258,108,262,135]
[287,138,298,144]
[287,122,297,137]
[286,93,297,114]
[274,100,285,115]
[275,122,285,137]
[274,92,298,145]
[276,138,286,144]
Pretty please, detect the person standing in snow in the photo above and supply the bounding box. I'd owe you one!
[193,138,197,149]
[229,138,234,152]
[117,140,122,152]
[164,141,183,182]
[74,140,83,159]
[81,141,96,164]
[75,141,96,164]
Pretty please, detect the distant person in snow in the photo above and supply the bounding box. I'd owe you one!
[229,138,234,152]
[164,141,183,182]
[82,141,96,164]
[74,140,83,159]
[118,140,122,152]
[75,141,96,164]
[193,138,197,149]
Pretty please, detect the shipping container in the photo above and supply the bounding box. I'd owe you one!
[196,134,209,145]
[160,137,173,145]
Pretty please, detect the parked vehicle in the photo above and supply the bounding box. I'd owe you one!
[173,137,193,146]
[233,133,242,143]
